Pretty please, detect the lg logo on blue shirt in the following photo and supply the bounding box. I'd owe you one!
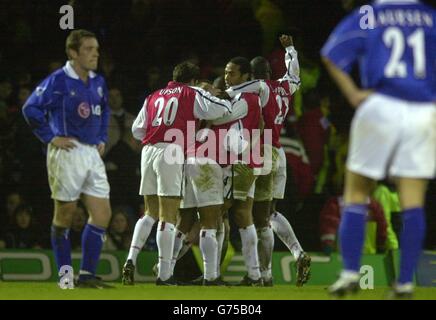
[78,103,101,118]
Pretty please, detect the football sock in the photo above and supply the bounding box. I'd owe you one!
[156,221,176,281]
[80,224,106,276]
[257,226,274,280]
[127,214,156,264]
[398,207,425,285]
[51,225,72,271]
[339,204,367,272]
[170,229,186,275]
[270,211,302,259]
[199,229,218,281]
[239,224,261,280]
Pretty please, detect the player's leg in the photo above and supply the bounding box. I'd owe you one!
[253,199,274,285]
[253,170,274,286]
[270,200,303,258]
[330,95,401,296]
[47,143,88,287]
[269,148,299,256]
[76,194,112,288]
[198,205,220,284]
[270,199,311,286]
[156,195,181,284]
[170,207,197,276]
[328,170,375,296]
[216,213,228,279]
[187,159,226,285]
[269,147,311,286]
[170,161,201,277]
[233,196,262,285]
[389,178,428,298]
[388,102,436,298]
[51,200,77,278]
[73,144,113,288]
[127,198,158,266]
[123,196,159,285]
[230,163,262,285]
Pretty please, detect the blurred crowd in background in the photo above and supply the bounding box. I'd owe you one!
[0,0,435,253]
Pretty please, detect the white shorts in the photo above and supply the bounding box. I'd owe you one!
[254,146,278,202]
[273,147,287,199]
[180,158,224,209]
[140,143,184,197]
[223,164,256,201]
[347,93,436,180]
[47,141,110,202]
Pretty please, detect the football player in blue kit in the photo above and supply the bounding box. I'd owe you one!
[321,0,436,298]
[23,29,113,288]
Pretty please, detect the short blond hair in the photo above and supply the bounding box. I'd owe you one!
[65,29,96,59]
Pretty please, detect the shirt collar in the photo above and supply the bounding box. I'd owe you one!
[63,61,97,80]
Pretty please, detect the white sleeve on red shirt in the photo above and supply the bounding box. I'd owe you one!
[225,80,270,109]
[277,45,301,95]
[211,98,248,125]
[190,86,233,120]
[131,99,148,141]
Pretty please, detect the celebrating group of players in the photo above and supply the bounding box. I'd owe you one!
[22,0,436,299]
[120,34,311,287]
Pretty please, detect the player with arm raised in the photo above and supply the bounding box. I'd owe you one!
[321,0,436,298]
[22,29,112,289]
[122,61,235,285]
[226,35,311,287]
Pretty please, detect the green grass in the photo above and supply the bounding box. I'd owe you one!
[0,282,435,300]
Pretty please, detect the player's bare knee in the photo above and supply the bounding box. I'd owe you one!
[253,215,270,229]
[146,211,159,221]
[199,213,218,230]
[53,200,76,227]
[178,208,197,233]
[233,210,252,228]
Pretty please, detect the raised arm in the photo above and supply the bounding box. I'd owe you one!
[277,35,301,94]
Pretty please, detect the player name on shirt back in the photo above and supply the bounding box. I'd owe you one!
[160,87,183,95]
[374,8,433,28]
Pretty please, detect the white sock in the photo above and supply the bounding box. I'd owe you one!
[216,222,225,277]
[199,229,218,281]
[239,224,261,280]
[271,211,303,260]
[170,229,186,275]
[127,214,156,264]
[156,221,176,281]
[257,226,274,280]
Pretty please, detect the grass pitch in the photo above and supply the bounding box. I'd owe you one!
[0,282,435,300]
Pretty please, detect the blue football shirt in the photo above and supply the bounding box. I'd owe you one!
[321,0,436,102]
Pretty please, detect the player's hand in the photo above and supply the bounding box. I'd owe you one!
[216,91,231,100]
[350,89,373,108]
[97,142,105,156]
[199,82,222,96]
[279,34,294,48]
[50,137,77,151]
